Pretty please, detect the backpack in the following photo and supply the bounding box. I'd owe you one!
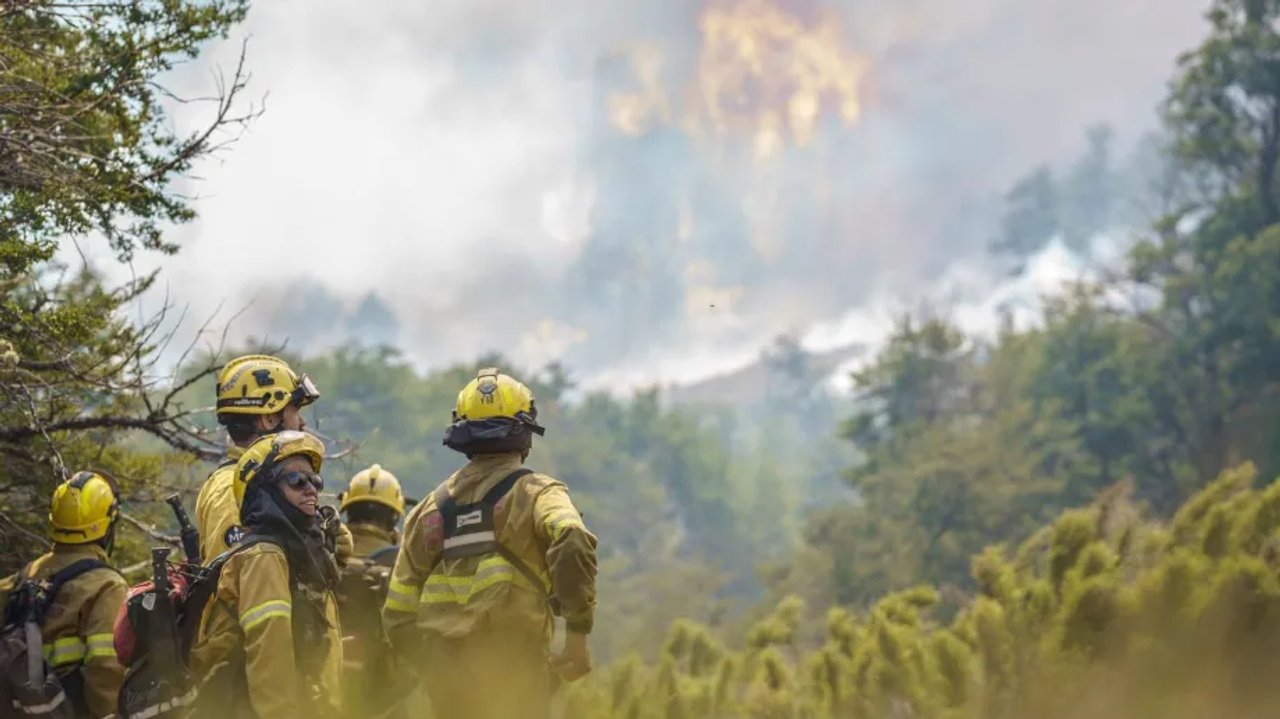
[114,537,278,719]
[433,468,561,614]
[0,558,109,719]
[336,551,392,656]
[335,546,396,713]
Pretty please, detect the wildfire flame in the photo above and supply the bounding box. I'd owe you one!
[605,0,869,159]
[607,43,670,137]
[697,0,867,159]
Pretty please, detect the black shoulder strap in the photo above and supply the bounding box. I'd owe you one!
[1,563,33,626]
[432,469,557,612]
[205,534,280,570]
[432,484,454,520]
[433,468,533,528]
[482,468,534,505]
[178,534,282,657]
[46,558,112,593]
[22,558,112,623]
[492,542,557,611]
[366,545,398,566]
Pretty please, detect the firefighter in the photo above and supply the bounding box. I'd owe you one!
[194,354,351,566]
[339,464,404,558]
[0,471,127,719]
[336,465,405,716]
[186,431,343,719]
[383,368,598,719]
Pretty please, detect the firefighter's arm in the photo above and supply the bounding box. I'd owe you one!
[78,571,127,719]
[382,502,432,658]
[194,470,221,561]
[234,547,301,719]
[534,484,598,634]
[193,476,213,539]
[197,474,240,563]
[199,510,235,563]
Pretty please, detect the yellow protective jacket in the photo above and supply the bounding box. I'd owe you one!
[348,523,397,558]
[195,445,353,566]
[382,452,598,655]
[0,544,126,719]
[187,541,343,719]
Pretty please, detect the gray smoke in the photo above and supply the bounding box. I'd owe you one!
[120,0,1209,386]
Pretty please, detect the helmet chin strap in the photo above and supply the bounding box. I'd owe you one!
[101,522,117,557]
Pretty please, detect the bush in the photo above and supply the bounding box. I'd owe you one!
[560,465,1280,718]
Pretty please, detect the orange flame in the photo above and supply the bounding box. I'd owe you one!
[607,43,670,137]
[605,0,869,159]
[696,0,868,159]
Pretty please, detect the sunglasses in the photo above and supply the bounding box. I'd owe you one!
[277,470,324,493]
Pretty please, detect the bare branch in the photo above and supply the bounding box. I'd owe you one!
[141,39,263,185]
[0,509,51,550]
[119,559,150,579]
[118,510,180,546]
[306,427,361,461]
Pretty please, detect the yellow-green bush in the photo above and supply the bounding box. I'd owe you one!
[562,464,1280,718]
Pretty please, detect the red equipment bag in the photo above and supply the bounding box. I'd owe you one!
[112,569,191,667]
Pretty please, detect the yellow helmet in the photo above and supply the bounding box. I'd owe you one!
[216,354,320,417]
[233,430,326,507]
[339,464,405,514]
[452,367,539,422]
[443,368,545,455]
[49,471,120,544]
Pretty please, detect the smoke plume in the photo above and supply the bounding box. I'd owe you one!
[125,0,1209,387]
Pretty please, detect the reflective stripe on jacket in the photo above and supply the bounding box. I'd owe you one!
[0,543,126,719]
[382,452,598,655]
[188,542,343,719]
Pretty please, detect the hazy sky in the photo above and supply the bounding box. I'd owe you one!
[101,0,1211,388]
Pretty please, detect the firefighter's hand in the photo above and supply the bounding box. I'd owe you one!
[551,631,592,682]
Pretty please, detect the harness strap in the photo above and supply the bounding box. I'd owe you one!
[432,468,558,612]
[435,469,533,557]
[46,559,115,592]
[482,468,535,506]
[10,558,112,692]
[365,545,398,567]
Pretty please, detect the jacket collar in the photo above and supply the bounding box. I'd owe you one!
[348,522,397,546]
[51,542,110,562]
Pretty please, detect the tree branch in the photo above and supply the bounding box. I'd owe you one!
[118,510,180,546]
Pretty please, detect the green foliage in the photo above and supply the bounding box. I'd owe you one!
[0,2,254,572]
[1165,0,1280,222]
[991,125,1162,269]
[563,466,1280,718]
[1,0,251,261]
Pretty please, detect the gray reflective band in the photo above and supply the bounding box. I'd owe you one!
[13,691,66,715]
[442,531,497,550]
[118,686,198,719]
